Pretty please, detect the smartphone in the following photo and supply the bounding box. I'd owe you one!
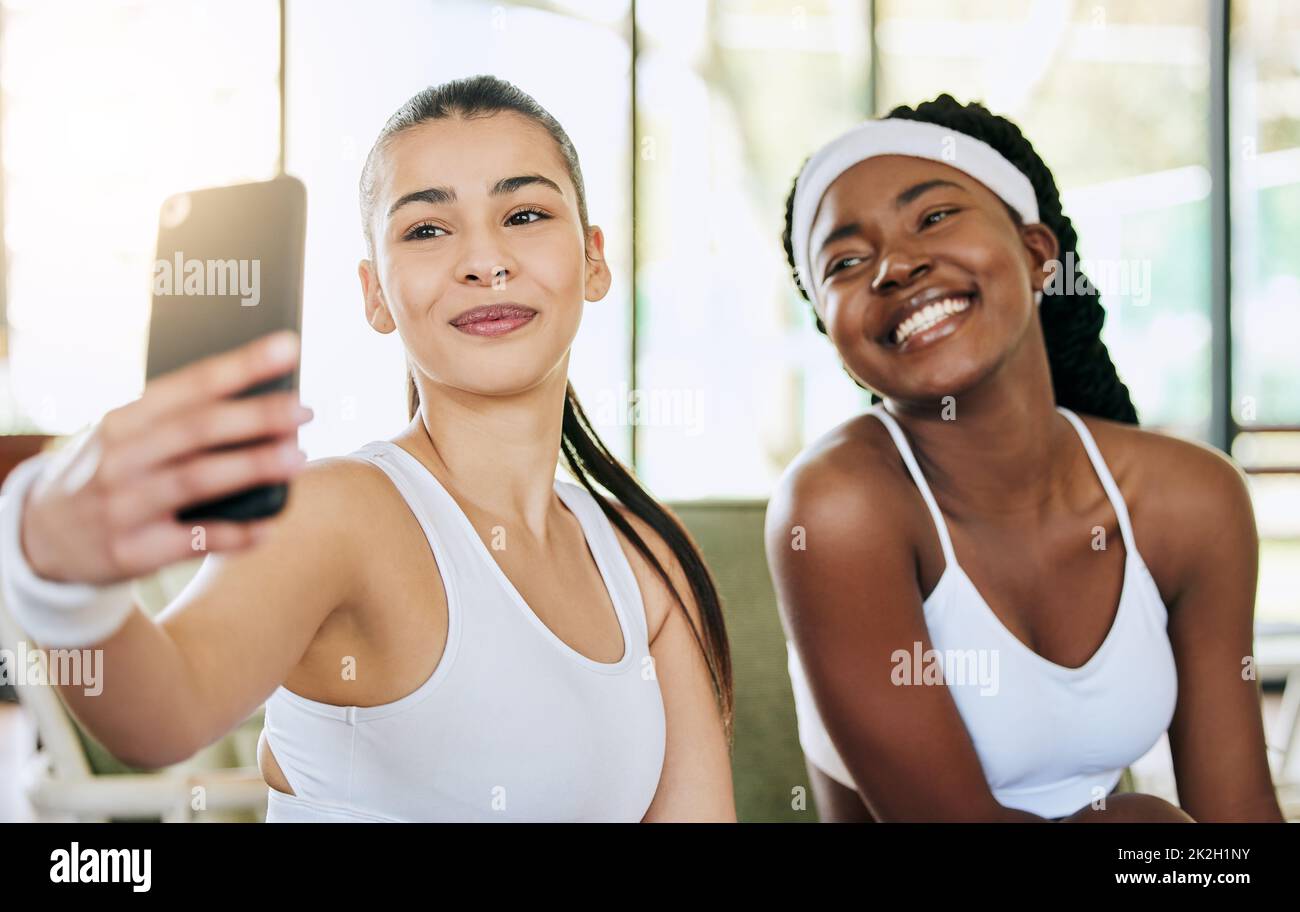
[145,175,307,523]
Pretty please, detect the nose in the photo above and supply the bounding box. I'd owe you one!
[456,233,517,288]
[461,264,510,286]
[460,261,512,287]
[871,246,932,295]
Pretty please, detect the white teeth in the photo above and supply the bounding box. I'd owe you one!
[892,296,972,345]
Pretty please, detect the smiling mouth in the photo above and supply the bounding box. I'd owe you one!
[887,293,977,350]
[449,302,538,337]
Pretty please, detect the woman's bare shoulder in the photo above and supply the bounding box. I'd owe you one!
[596,492,696,642]
[1076,414,1249,509]
[768,410,916,538]
[291,453,409,523]
[1074,414,1255,594]
[285,452,439,594]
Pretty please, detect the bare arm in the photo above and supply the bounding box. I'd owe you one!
[54,460,367,768]
[12,332,359,769]
[615,507,736,823]
[1154,442,1284,821]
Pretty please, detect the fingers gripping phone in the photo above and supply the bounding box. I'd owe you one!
[145,176,307,523]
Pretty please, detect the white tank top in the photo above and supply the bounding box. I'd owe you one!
[786,405,1178,819]
[262,440,666,822]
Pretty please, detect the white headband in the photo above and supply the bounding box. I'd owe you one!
[792,118,1040,305]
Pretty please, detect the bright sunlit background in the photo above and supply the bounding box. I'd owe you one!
[0,0,1296,624]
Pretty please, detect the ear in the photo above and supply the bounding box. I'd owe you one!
[582,224,612,303]
[359,259,396,334]
[1020,222,1061,296]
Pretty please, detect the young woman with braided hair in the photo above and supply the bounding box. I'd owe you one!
[767,94,1282,822]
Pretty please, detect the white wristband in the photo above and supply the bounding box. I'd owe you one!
[0,451,136,648]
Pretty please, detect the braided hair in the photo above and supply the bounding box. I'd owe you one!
[781,94,1139,425]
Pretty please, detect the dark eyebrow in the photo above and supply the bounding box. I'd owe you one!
[815,220,864,260]
[815,179,969,264]
[387,173,564,218]
[894,178,965,208]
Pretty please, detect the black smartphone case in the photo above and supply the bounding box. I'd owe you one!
[145,176,307,523]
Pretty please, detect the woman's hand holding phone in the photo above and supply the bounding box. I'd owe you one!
[19,330,313,586]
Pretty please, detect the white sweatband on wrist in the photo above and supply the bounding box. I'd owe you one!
[0,451,136,648]
[791,117,1041,306]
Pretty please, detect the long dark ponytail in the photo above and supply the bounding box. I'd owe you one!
[362,75,733,740]
[781,93,1139,425]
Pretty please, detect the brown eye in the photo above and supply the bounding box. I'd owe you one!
[827,255,864,279]
[507,207,550,226]
[404,222,445,241]
[921,208,959,228]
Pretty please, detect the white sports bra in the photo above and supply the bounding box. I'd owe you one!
[262,440,666,822]
[786,405,1178,819]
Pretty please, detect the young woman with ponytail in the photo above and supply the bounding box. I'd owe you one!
[3,75,734,822]
[767,95,1282,823]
